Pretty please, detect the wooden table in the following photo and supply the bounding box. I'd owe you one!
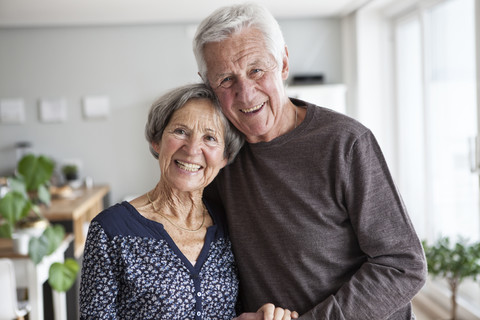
[0,235,73,320]
[42,185,110,258]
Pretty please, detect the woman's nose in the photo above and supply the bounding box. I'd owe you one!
[183,138,202,155]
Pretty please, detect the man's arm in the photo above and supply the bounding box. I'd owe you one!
[300,131,427,319]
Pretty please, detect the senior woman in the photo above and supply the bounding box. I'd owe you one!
[79,83,296,320]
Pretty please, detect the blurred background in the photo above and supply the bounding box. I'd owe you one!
[0,0,478,318]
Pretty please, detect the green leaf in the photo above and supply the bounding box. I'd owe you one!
[8,177,27,195]
[48,258,80,292]
[0,222,13,238]
[43,225,65,255]
[37,184,51,206]
[28,234,50,264]
[422,237,480,285]
[0,191,31,224]
[17,154,54,192]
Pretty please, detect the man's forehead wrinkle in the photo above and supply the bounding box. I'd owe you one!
[230,47,267,69]
[205,31,270,82]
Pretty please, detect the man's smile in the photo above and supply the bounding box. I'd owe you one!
[239,101,266,114]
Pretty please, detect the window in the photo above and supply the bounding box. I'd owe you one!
[393,0,479,314]
[395,13,426,237]
[347,0,479,315]
[394,0,478,243]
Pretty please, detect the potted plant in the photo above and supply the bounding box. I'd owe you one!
[422,237,480,320]
[61,163,79,182]
[0,154,79,292]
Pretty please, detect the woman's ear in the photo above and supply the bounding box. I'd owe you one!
[152,141,161,154]
[221,157,228,168]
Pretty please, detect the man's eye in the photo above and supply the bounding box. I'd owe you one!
[219,77,234,88]
[250,69,265,79]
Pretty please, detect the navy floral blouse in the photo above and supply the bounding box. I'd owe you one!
[79,201,239,319]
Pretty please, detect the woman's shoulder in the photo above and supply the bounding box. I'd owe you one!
[92,201,146,238]
[93,201,132,223]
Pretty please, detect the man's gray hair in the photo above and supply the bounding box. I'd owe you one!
[193,3,286,84]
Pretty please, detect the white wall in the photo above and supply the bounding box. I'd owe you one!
[281,18,343,84]
[0,18,343,203]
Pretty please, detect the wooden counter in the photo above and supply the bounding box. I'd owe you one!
[42,185,110,258]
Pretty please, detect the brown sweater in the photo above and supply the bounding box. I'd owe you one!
[204,99,427,319]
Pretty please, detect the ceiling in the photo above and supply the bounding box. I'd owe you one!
[0,0,371,27]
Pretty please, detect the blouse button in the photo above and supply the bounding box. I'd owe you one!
[197,311,202,316]
[197,292,202,297]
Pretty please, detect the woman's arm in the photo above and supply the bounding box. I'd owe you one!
[79,221,119,319]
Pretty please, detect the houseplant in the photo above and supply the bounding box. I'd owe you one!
[61,163,79,182]
[0,154,79,292]
[422,237,480,320]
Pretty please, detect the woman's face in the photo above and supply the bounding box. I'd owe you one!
[153,98,228,193]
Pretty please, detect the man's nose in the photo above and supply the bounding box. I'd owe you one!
[234,76,256,102]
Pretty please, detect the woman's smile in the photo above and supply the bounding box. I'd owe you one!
[174,160,202,172]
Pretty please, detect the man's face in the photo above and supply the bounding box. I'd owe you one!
[203,28,290,143]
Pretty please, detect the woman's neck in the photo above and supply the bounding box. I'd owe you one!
[150,182,204,220]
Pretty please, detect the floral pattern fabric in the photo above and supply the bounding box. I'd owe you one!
[80,201,238,320]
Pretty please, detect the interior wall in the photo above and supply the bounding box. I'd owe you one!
[0,18,342,203]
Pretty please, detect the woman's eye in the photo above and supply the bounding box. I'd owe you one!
[205,135,217,142]
[173,128,187,135]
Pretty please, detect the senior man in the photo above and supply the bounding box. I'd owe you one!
[194,3,427,319]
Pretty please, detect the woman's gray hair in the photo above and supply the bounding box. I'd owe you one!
[145,83,244,164]
[193,3,286,84]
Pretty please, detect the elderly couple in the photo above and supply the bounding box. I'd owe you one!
[80,3,427,320]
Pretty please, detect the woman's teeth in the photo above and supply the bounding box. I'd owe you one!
[176,160,201,172]
[241,102,264,113]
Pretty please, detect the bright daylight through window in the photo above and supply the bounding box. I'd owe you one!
[394,0,479,314]
[395,0,478,243]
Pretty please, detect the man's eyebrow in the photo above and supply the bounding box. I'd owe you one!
[212,72,233,80]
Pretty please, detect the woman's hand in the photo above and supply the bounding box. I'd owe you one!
[258,303,299,320]
[234,303,299,320]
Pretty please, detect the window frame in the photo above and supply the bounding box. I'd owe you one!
[390,0,480,316]
[343,0,480,316]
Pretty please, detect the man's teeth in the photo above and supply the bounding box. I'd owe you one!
[176,160,201,172]
[241,102,264,113]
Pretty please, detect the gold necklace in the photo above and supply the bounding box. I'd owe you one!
[146,192,206,232]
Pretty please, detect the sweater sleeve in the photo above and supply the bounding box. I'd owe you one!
[300,131,427,319]
[80,221,119,320]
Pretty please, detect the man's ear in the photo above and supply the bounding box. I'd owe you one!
[198,72,208,85]
[281,45,290,80]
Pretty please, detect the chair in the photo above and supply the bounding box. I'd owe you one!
[0,258,31,320]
